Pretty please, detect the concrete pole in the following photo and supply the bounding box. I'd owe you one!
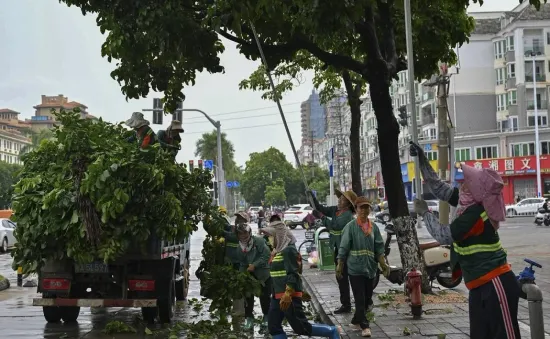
[532,56,542,197]
[522,283,545,339]
[216,123,225,207]
[436,68,450,225]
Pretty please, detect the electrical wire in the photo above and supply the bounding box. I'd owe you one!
[183,120,301,135]
[182,101,303,120]
[183,110,301,125]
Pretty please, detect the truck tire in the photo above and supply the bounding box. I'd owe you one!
[158,279,176,323]
[176,260,190,301]
[61,306,80,322]
[43,306,62,323]
[141,307,157,324]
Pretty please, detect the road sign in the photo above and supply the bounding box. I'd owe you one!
[226,182,233,188]
[233,181,240,188]
[204,160,213,170]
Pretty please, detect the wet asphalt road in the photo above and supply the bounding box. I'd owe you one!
[1,216,549,338]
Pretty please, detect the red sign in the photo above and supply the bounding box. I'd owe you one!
[462,155,550,176]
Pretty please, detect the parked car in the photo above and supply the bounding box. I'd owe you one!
[247,206,262,222]
[375,201,417,222]
[506,198,545,217]
[0,218,17,253]
[283,204,313,229]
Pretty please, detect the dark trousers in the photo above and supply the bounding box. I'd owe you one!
[268,297,312,336]
[469,271,521,339]
[245,277,272,317]
[333,247,351,308]
[349,275,373,329]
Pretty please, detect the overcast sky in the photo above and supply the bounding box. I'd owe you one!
[0,0,521,166]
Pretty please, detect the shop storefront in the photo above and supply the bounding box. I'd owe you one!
[455,155,550,204]
[406,159,439,200]
[364,176,378,201]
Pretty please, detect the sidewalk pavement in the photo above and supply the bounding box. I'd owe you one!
[302,267,539,338]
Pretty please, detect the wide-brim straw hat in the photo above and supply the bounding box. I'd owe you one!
[125,112,150,129]
[355,196,372,209]
[335,188,358,207]
[234,211,249,223]
[169,120,184,133]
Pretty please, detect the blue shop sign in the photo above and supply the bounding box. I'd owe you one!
[401,164,409,182]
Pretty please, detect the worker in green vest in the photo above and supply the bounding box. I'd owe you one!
[337,196,389,338]
[157,120,183,158]
[308,189,356,314]
[125,112,157,149]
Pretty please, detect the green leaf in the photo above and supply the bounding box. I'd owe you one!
[144,327,153,335]
[70,210,79,224]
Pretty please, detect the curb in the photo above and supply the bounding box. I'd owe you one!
[301,274,335,327]
[0,277,10,292]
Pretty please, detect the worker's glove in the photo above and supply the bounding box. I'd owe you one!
[336,259,345,280]
[413,199,430,216]
[279,286,294,311]
[217,237,225,244]
[409,141,426,159]
[378,255,390,278]
[312,209,324,219]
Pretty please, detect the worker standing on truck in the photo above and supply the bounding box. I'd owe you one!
[337,196,388,338]
[125,112,157,149]
[262,217,340,339]
[308,189,357,315]
[157,120,183,158]
[235,222,272,333]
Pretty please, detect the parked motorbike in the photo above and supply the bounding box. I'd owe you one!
[373,223,462,289]
[534,208,550,226]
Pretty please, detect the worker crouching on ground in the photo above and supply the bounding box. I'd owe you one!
[125,112,157,149]
[337,197,388,338]
[235,221,272,332]
[450,164,520,338]
[157,120,183,158]
[261,219,340,339]
[308,189,356,314]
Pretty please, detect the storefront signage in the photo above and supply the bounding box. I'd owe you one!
[459,155,550,177]
[401,164,409,182]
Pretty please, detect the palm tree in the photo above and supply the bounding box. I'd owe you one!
[194,131,240,179]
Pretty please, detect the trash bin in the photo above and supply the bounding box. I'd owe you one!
[315,227,335,271]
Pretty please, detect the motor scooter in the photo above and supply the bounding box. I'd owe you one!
[534,208,550,226]
[373,223,462,289]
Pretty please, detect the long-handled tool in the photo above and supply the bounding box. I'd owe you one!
[249,24,315,207]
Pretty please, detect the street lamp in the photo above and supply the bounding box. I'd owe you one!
[143,106,226,206]
[528,51,543,197]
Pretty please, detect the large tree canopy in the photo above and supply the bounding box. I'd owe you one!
[194,130,241,181]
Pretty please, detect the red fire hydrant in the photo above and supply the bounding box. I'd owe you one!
[405,267,423,319]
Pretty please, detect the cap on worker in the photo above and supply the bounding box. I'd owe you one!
[168,120,184,133]
[234,211,249,223]
[125,112,150,129]
[335,188,358,207]
[355,196,372,209]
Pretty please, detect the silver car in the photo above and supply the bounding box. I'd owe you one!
[0,218,17,253]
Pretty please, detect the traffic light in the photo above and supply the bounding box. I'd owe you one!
[153,98,163,125]
[173,101,183,122]
[213,182,219,199]
[198,159,203,170]
[398,105,408,127]
[189,160,194,172]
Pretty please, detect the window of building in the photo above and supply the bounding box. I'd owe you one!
[493,40,506,59]
[475,145,498,159]
[541,141,550,155]
[547,32,550,45]
[510,116,519,131]
[528,114,548,127]
[507,63,515,78]
[497,94,507,111]
[455,148,471,161]
[496,68,506,85]
[508,90,517,105]
[511,142,535,157]
[507,36,515,51]
[425,151,438,161]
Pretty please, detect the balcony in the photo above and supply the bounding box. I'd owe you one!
[420,114,435,126]
[525,74,546,82]
[524,40,545,56]
[526,100,547,110]
[422,91,435,101]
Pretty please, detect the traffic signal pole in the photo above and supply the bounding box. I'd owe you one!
[436,66,451,226]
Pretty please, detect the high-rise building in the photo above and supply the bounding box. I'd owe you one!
[298,90,327,167]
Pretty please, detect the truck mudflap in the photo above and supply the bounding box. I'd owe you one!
[32,298,157,308]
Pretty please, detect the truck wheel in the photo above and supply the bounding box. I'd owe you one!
[61,306,80,322]
[43,306,62,323]
[141,307,157,324]
[176,261,190,301]
[158,280,176,324]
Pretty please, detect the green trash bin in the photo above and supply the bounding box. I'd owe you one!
[315,227,335,271]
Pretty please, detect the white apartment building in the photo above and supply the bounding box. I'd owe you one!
[361,2,550,202]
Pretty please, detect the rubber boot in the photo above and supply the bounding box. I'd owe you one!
[243,317,254,331]
[259,315,268,334]
[310,324,340,339]
[271,334,288,339]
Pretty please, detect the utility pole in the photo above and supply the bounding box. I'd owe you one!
[311,130,315,177]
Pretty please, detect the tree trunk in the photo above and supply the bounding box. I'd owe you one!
[368,79,431,292]
[342,72,363,197]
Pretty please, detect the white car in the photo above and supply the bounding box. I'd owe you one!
[283,204,313,229]
[0,218,17,253]
[506,198,545,217]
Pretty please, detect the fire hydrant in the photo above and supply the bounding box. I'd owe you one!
[406,268,423,319]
